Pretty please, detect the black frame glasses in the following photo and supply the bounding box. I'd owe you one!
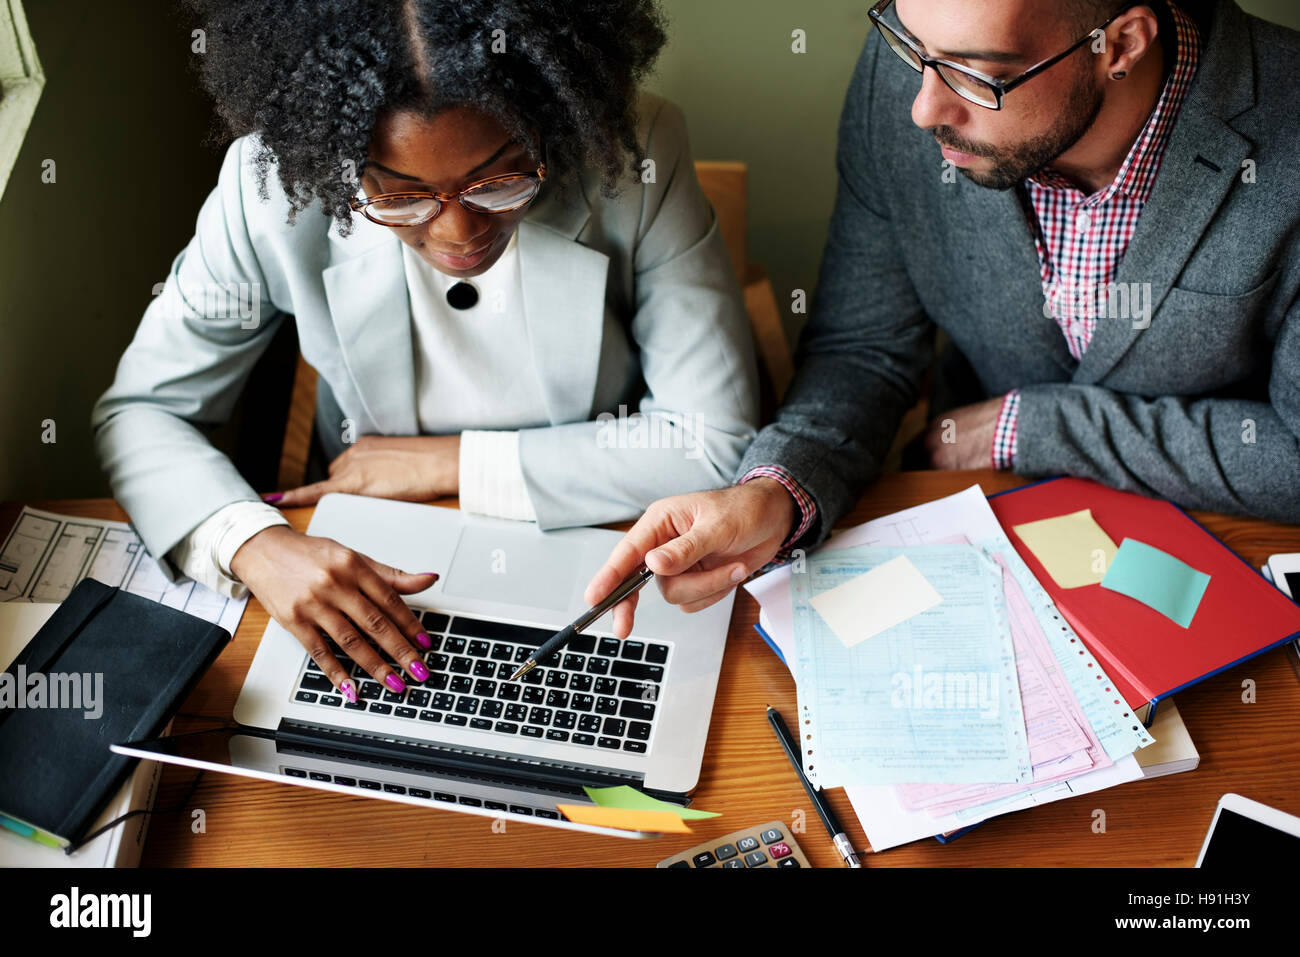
[868,0,1129,110]
[349,163,548,227]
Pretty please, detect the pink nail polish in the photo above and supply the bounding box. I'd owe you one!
[340,680,357,703]
[415,632,432,649]
[385,673,406,693]
[263,493,283,503]
[409,659,429,682]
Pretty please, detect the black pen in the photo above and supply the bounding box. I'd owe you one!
[767,705,862,868]
[509,565,655,681]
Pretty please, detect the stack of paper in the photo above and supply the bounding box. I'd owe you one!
[746,485,1156,851]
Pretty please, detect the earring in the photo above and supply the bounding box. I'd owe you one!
[1111,70,1127,79]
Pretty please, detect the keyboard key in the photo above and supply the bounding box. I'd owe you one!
[479,699,503,718]
[522,687,546,705]
[424,634,443,652]
[569,635,596,654]
[628,720,652,740]
[505,704,529,722]
[594,677,617,695]
[544,670,568,689]
[521,725,544,738]
[622,740,647,753]
[358,779,381,790]
[344,700,366,711]
[443,636,467,654]
[509,805,534,815]
[497,683,521,701]
[294,691,318,703]
[449,656,473,674]
[474,679,497,697]
[545,690,570,709]
[611,661,664,682]
[418,710,443,723]
[425,653,450,671]
[541,650,561,666]
[744,850,767,867]
[382,688,405,703]
[490,643,514,661]
[459,796,483,807]
[444,714,467,726]
[333,776,357,786]
[571,734,595,746]
[427,672,449,690]
[553,711,577,730]
[431,693,455,710]
[571,694,595,712]
[383,784,406,794]
[546,729,569,742]
[319,694,341,707]
[578,714,602,733]
[528,707,552,726]
[737,836,759,853]
[513,647,531,663]
[520,668,544,685]
[693,851,716,867]
[395,706,417,719]
[620,701,656,721]
[448,617,552,646]
[407,689,430,707]
[621,641,645,661]
[602,717,626,736]
[368,702,391,715]
[473,660,497,677]
[598,637,620,657]
[715,843,738,861]
[586,657,610,675]
[496,663,516,680]
[597,737,620,749]
[595,697,619,715]
[618,680,657,701]
[299,672,333,692]
[359,681,383,700]
[467,640,491,657]
[484,800,508,811]
[450,676,472,694]
[420,611,450,632]
[535,809,561,820]
[645,643,669,664]
[455,696,479,715]
[470,718,492,730]
[305,659,322,672]
[562,654,586,671]
[494,721,519,734]
[409,788,431,799]
[569,674,593,693]
[761,828,784,844]
[434,792,457,803]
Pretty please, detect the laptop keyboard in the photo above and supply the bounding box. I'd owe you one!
[291,610,670,756]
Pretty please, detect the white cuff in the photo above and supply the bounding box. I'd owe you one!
[167,501,292,598]
[458,430,538,522]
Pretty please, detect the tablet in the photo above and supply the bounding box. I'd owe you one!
[1196,793,1300,867]
[1266,553,1300,601]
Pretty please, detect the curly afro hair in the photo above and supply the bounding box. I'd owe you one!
[184,0,668,233]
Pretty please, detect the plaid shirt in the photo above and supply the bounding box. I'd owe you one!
[748,2,1202,546]
[992,1,1201,467]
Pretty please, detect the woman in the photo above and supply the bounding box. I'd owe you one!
[91,0,758,703]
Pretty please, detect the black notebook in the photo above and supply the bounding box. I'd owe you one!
[0,577,231,848]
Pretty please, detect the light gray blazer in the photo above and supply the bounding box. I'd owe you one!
[92,93,758,578]
[739,0,1300,539]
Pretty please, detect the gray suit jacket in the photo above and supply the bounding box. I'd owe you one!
[92,93,758,577]
[739,0,1300,542]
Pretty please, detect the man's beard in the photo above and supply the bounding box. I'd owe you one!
[934,75,1105,190]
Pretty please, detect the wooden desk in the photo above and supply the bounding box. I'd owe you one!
[7,471,1299,867]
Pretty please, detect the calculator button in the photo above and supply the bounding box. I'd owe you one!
[668,860,690,868]
[692,851,716,868]
[737,836,759,852]
[722,858,746,869]
[715,843,738,860]
[761,828,784,844]
[769,842,792,859]
[776,857,802,868]
[743,850,767,867]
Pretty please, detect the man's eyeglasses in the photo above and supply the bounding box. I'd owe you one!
[868,0,1129,110]
[350,164,547,227]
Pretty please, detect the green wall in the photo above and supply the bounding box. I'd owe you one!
[1,0,1297,505]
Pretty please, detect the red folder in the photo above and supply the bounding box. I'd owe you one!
[988,477,1300,725]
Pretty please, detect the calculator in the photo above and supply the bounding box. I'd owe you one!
[657,820,811,868]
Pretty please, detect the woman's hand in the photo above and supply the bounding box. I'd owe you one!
[229,525,438,702]
[269,435,460,508]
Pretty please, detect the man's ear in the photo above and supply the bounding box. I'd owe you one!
[1099,5,1161,78]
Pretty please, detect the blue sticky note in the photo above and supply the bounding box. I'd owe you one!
[1100,538,1210,628]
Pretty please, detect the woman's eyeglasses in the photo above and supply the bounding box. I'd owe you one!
[350,164,547,227]
[868,0,1129,111]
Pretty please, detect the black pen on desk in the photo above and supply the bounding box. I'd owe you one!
[509,565,655,681]
[767,705,862,868]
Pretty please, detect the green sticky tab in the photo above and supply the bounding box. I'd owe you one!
[1100,538,1210,628]
[582,785,721,820]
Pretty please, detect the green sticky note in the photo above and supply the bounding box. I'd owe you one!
[582,785,721,820]
[1100,538,1211,628]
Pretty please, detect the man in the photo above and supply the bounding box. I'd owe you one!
[587,0,1300,634]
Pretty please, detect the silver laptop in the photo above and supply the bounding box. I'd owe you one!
[113,493,734,838]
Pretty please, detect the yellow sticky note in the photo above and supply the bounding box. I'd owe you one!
[1012,509,1119,589]
[556,804,693,833]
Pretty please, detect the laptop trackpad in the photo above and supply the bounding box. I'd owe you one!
[441,524,582,611]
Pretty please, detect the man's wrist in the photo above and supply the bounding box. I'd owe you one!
[738,465,816,549]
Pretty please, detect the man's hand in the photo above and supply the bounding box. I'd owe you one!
[922,396,1005,470]
[584,479,798,638]
[271,435,460,507]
